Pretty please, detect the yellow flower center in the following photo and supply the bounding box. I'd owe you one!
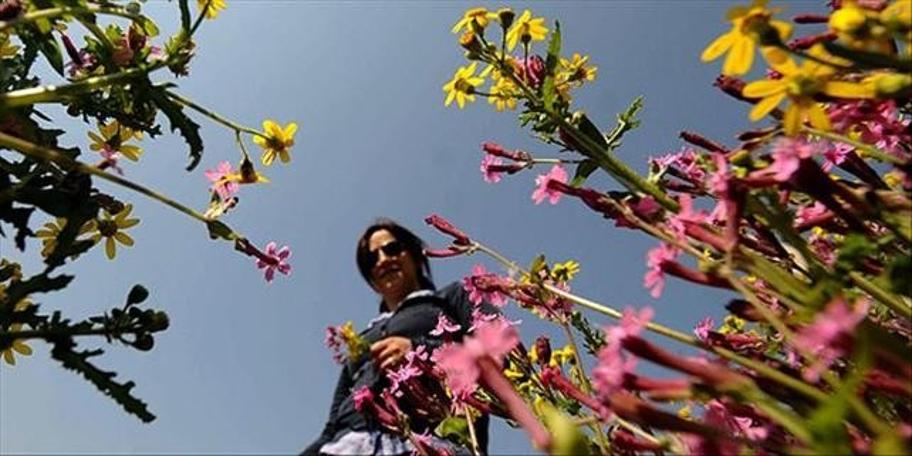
[98,220,118,237]
[738,9,772,38]
[787,74,823,97]
[455,79,474,94]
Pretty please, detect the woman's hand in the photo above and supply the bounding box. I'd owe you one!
[370,336,412,371]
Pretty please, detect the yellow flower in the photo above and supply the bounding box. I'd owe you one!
[549,345,576,368]
[2,293,33,366]
[830,1,893,52]
[0,33,19,59]
[488,76,518,112]
[551,260,581,283]
[86,204,140,260]
[559,53,598,84]
[742,45,874,136]
[443,62,485,109]
[253,120,297,166]
[505,10,548,51]
[504,359,525,381]
[452,7,496,34]
[34,218,94,257]
[88,121,143,161]
[701,0,793,76]
[197,0,226,19]
[881,0,911,52]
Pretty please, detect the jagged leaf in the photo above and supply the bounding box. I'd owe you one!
[149,89,204,171]
[541,22,561,111]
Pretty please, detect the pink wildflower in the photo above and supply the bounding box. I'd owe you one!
[593,307,653,398]
[98,146,124,175]
[822,143,852,172]
[432,318,518,398]
[206,161,240,201]
[531,164,568,205]
[828,100,911,157]
[644,243,679,298]
[480,155,504,183]
[462,264,509,307]
[650,147,706,183]
[694,317,714,343]
[255,241,292,282]
[429,314,461,337]
[795,202,829,226]
[424,214,471,246]
[387,360,422,398]
[765,137,824,182]
[793,297,870,381]
[667,194,709,240]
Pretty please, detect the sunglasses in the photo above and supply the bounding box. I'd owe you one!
[367,240,406,267]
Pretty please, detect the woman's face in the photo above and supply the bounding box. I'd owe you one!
[367,229,421,301]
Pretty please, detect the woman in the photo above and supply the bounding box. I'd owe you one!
[303,219,492,455]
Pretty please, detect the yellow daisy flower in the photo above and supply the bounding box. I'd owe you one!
[86,204,140,260]
[701,0,793,76]
[830,0,893,52]
[197,0,226,20]
[452,7,496,34]
[34,218,94,257]
[488,76,518,112]
[0,33,19,59]
[220,157,270,186]
[253,120,297,166]
[88,121,143,162]
[742,45,874,136]
[505,10,548,51]
[443,62,485,109]
[551,260,581,282]
[559,53,598,84]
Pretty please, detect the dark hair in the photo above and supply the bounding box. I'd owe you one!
[356,218,435,291]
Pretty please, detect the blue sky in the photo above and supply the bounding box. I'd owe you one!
[1,1,823,454]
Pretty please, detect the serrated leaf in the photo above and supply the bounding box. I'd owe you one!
[37,34,65,76]
[149,89,204,171]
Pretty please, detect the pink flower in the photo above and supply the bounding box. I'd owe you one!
[531,164,568,205]
[429,314,461,337]
[468,308,501,332]
[644,243,679,298]
[822,143,852,171]
[99,146,124,175]
[650,147,706,183]
[353,387,375,412]
[793,297,870,381]
[766,137,823,182]
[255,241,292,282]
[795,202,829,226]
[480,155,504,183]
[205,161,240,200]
[593,307,653,398]
[462,264,509,307]
[829,100,911,157]
[432,318,518,398]
[386,360,423,398]
[666,194,709,240]
[694,317,714,343]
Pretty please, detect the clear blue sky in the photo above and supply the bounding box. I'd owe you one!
[1,1,823,454]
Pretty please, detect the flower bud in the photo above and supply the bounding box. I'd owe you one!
[533,336,552,367]
[147,311,170,332]
[830,7,868,35]
[459,31,482,53]
[133,333,154,351]
[0,0,22,21]
[874,73,912,99]
[497,8,515,29]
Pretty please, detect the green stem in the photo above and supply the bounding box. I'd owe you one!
[0,131,226,229]
[849,271,912,319]
[0,5,147,33]
[0,324,145,342]
[164,90,264,138]
[559,321,612,452]
[0,63,165,109]
[805,127,906,166]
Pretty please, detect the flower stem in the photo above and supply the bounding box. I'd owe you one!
[0,131,232,231]
[0,63,166,109]
[463,405,481,456]
[0,5,146,33]
[849,271,912,319]
[164,90,264,138]
[805,127,906,166]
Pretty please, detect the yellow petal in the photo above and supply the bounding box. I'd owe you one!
[701,32,736,62]
[824,81,875,99]
[283,123,298,138]
[783,103,803,136]
[749,92,786,121]
[444,90,456,106]
[279,150,291,164]
[114,204,134,222]
[770,20,793,41]
[13,341,32,356]
[118,218,140,229]
[722,37,754,76]
[120,145,142,161]
[114,231,134,246]
[253,135,268,147]
[769,54,799,75]
[743,79,785,98]
[261,150,276,166]
[807,103,831,131]
[261,120,278,133]
[3,349,14,365]
[105,237,116,259]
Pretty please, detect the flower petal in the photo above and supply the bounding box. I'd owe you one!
[105,237,117,259]
[743,79,785,98]
[807,103,831,131]
[783,103,803,137]
[114,231,134,246]
[700,32,736,62]
[749,92,786,121]
[824,81,875,99]
[722,37,754,76]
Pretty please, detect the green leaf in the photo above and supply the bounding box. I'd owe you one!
[577,114,608,151]
[140,17,160,37]
[887,253,911,296]
[569,159,597,187]
[541,21,561,111]
[37,33,65,76]
[540,403,593,455]
[206,220,233,241]
[434,416,471,447]
[149,89,204,171]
